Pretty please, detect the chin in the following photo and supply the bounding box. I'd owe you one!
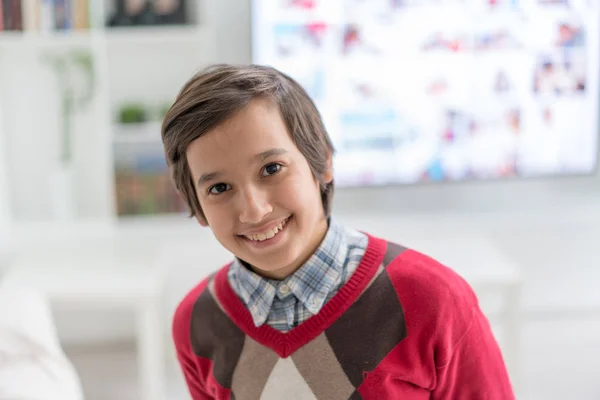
[248,251,297,272]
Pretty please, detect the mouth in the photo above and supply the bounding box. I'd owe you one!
[239,216,291,243]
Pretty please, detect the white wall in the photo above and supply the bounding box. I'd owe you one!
[209,0,251,64]
[0,106,12,249]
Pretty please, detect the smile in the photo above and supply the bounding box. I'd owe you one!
[243,217,290,242]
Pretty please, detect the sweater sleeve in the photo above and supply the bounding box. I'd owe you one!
[172,279,214,400]
[432,304,515,399]
[386,249,515,399]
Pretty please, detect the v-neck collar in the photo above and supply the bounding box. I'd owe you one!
[214,234,386,358]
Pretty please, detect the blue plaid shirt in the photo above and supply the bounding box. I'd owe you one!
[228,218,368,332]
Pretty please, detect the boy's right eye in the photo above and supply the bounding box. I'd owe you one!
[208,183,231,195]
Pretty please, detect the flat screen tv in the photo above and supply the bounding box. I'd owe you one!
[251,0,599,187]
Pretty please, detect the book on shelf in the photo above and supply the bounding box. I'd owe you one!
[0,0,91,32]
[114,148,187,217]
[108,0,188,28]
[115,169,187,217]
[1,0,190,33]
[1,0,23,31]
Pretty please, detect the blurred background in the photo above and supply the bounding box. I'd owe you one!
[1,0,599,399]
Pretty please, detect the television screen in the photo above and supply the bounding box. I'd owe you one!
[251,0,599,187]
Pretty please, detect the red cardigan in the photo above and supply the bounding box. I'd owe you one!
[173,234,515,399]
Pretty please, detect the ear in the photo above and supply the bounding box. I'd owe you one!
[194,213,209,227]
[322,152,334,184]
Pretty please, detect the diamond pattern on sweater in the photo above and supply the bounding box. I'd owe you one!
[231,336,280,399]
[348,390,364,399]
[190,287,246,389]
[291,333,355,399]
[261,357,318,399]
[325,269,407,388]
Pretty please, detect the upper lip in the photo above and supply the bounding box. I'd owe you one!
[239,217,289,236]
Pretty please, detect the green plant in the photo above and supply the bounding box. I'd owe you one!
[42,49,95,165]
[119,103,148,124]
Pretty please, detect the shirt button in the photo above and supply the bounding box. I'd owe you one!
[279,284,290,295]
[309,300,319,313]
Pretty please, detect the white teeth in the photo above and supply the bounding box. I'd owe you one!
[245,218,288,242]
[265,228,277,239]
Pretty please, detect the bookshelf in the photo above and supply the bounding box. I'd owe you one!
[0,0,217,221]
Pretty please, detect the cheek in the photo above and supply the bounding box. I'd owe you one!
[277,172,322,211]
[202,203,234,235]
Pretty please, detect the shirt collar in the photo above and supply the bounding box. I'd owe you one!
[228,217,350,327]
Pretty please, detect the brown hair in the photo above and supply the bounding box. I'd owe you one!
[161,64,335,220]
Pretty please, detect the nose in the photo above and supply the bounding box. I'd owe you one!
[238,186,273,224]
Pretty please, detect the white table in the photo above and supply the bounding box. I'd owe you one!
[4,226,168,400]
[0,284,84,400]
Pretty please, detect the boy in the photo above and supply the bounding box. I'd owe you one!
[163,64,515,399]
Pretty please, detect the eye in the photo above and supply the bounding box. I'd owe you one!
[208,183,231,195]
[262,163,282,177]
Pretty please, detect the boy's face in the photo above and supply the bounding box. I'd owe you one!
[186,98,332,279]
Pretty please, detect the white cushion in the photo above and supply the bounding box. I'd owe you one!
[0,284,83,400]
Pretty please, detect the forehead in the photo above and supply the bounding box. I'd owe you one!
[186,98,297,166]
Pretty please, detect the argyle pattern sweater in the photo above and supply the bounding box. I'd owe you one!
[173,235,515,399]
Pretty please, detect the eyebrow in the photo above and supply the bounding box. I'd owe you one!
[255,148,288,162]
[197,171,221,187]
[197,148,288,187]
